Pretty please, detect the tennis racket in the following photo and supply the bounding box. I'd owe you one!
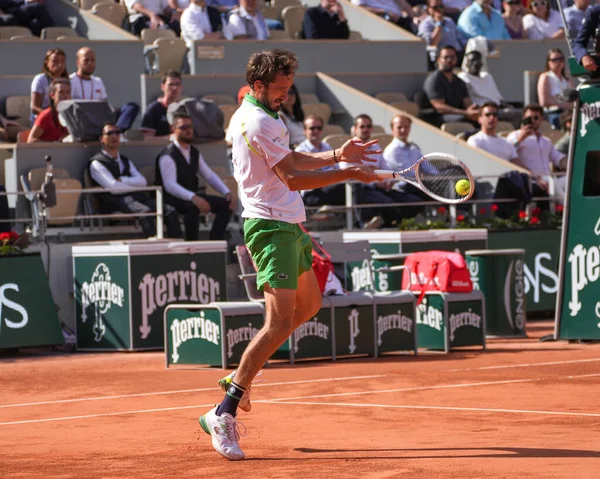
[375,153,475,203]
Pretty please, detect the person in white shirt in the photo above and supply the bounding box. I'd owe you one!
[89,121,182,238]
[227,0,269,39]
[523,0,565,39]
[536,48,575,129]
[467,101,519,161]
[351,0,416,33]
[506,104,567,206]
[69,47,140,133]
[180,0,229,43]
[156,112,233,240]
[125,0,181,36]
[295,114,345,208]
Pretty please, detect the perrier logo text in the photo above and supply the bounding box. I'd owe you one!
[170,311,220,363]
[579,101,600,137]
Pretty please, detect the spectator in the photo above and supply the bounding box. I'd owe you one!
[418,0,467,64]
[0,113,26,143]
[554,108,573,155]
[506,104,567,205]
[156,112,233,240]
[279,84,305,148]
[458,50,521,126]
[0,6,17,26]
[295,115,345,208]
[423,45,480,124]
[537,48,574,129]
[564,0,589,39]
[28,79,70,143]
[181,0,229,42]
[467,101,519,161]
[69,47,140,134]
[125,0,181,36]
[207,0,239,13]
[30,48,68,125]
[502,0,525,39]
[141,70,182,138]
[89,121,182,239]
[573,4,600,72]
[523,0,565,39]
[227,0,269,40]
[351,0,416,34]
[168,0,189,21]
[457,0,511,40]
[302,0,350,39]
[0,0,53,36]
[382,113,430,216]
[237,85,251,104]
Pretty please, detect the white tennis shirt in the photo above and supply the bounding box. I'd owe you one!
[229,94,306,223]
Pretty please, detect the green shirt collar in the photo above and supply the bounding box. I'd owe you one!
[244,93,279,119]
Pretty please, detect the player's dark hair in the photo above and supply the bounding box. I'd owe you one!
[246,49,299,88]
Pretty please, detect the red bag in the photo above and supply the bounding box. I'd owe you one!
[299,225,334,295]
[401,251,472,302]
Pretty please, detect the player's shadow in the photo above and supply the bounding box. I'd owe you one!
[286,446,600,460]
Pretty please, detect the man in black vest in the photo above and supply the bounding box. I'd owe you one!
[155,112,233,241]
[89,121,182,238]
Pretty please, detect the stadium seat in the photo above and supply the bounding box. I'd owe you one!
[372,133,393,149]
[300,93,319,105]
[47,178,83,226]
[144,38,188,74]
[268,30,289,40]
[16,129,30,143]
[92,3,127,28]
[389,101,419,116]
[141,27,177,45]
[303,102,332,124]
[218,104,239,129]
[496,121,514,133]
[349,31,362,40]
[323,133,351,149]
[371,125,385,134]
[201,94,236,105]
[282,5,306,39]
[539,120,554,136]
[0,26,32,39]
[28,167,70,191]
[272,0,301,14]
[322,124,344,136]
[5,96,30,127]
[41,27,80,40]
[375,92,407,104]
[139,165,155,186]
[441,122,475,136]
[10,35,39,41]
[123,129,144,141]
[79,0,113,9]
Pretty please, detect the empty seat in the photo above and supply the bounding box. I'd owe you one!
[375,92,407,104]
[303,102,332,124]
[123,129,145,141]
[0,26,32,39]
[349,31,362,40]
[268,30,289,40]
[219,104,239,129]
[10,35,39,41]
[47,178,83,226]
[389,101,419,116]
[144,38,188,74]
[322,133,351,150]
[202,94,236,105]
[80,0,113,9]
[322,124,344,137]
[441,121,475,136]
[372,133,393,150]
[17,129,31,143]
[5,96,30,127]
[282,5,306,39]
[272,0,300,16]
[300,93,319,105]
[496,121,515,133]
[28,167,71,190]
[140,27,177,45]
[370,125,385,134]
[40,27,79,40]
[92,3,127,28]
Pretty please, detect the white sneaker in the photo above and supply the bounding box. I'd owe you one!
[199,407,246,461]
[218,371,252,412]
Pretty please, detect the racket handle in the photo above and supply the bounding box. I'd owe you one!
[374,169,397,179]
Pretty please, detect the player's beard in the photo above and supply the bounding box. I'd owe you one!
[257,90,280,112]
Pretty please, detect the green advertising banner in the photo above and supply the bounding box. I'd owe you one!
[489,230,560,313]
[0,254,63,349]
[223,313,263,367]
[165,307,223,367]
[74,256,131,350]
[557,82,600,340]
[130,252,227,349]
[334,305,374,357]
[415,294,446,350]
[375,301,416,354]
[292,310,333,361]
[447,299,485,348]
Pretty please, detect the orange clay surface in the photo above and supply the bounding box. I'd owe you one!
[1,321,599,479]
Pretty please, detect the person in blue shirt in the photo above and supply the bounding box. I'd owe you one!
[457,0,511,40]
[564,0,590,38]
[573,4,600,71]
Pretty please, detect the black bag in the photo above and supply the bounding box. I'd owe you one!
[57,100,115,142]
[167,98,225,142]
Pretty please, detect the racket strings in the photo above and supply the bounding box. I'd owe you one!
[417,156,473,201]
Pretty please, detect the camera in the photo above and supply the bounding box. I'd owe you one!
[522,117,534,126]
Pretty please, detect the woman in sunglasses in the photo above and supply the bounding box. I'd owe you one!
[537,48,574,129]
[523,0,565,39]
[502,0,524,39]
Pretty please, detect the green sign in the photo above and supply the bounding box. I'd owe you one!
[292,310,332,361]
[74,256,130,350]
[165,307,223,367]
[375,302,416,353]
[489,230,560,312]
[415,294,446,350]
[223,313,263,366]
[557,82,600,340]
[334,305,374,357]
[131,253,227,349]
[447,299,484,348]
[0,254,63,349]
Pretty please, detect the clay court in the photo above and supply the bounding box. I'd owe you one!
[1,321,599,479]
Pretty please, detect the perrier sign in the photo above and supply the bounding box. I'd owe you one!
[557,80,600,340]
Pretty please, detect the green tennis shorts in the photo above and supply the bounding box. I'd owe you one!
[244,218,313,290]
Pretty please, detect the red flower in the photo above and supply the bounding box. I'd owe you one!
[518,211,527,219]
[0,232,11,241]
[530,217,540,225]
[532,207,542,217]
[437,206,447,214]
[479,207,487,215]
[556,204,564,214]
[491,204,499,212]
[457,214,466,221]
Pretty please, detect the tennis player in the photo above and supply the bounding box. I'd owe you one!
[199,48,381,461]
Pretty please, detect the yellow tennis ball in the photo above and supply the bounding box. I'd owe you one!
[455,179,470,196]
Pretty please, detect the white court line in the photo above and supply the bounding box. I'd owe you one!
[270,401,600,418]
[0,375,386,409]
[448,358,600,372]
